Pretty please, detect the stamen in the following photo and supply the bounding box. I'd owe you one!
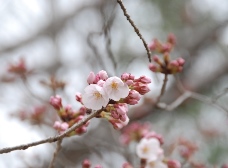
[111,82,118,90]
[93,91,102,99]
[142,146,149,154]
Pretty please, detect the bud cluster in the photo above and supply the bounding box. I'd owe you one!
[12,105,47,125]
[7,58,28,76]
[178,138,198,160]
[148,34,185,74]
[50,95,89,135]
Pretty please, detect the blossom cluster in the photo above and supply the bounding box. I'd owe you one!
[78,70,151,130]
[148,34,185,74]
[50,70,151,135]
[120,122,181,168]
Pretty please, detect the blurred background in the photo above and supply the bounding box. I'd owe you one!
[0,0,228,167]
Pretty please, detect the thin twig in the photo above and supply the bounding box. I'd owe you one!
[22,78,46,102]
[190,92,228,114]
[157,91,191,111]
[174,76,228,113]
[48,139,62,168]
[156,74,168,104]
[116,0,151,62]
[0,109,102,154]
[103,3,117,70]
[87,32,106,70]
[212,88,228,103]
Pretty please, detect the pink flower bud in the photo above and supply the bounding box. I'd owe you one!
[97,80,105,87]
[125,80,134,86]
[110,117,129,130]
[177,57,185,66]
[75,126,87,134]
[120,114,127,122]
[53,121,61,130]
[65,104,73,114]
[124,90,141,105]
[170,60,179,67]
[134,76,151,84]
[94,74,100,83]
[87,72,95,84]
[61,122,69,131]
[129,90,141,100]
[79,106,87,115]
[129,74,135,80]
[50,95,62,110]
[153,55,163,65]
[111,110,119,119]
[167,160,181,168]
[161,43,171,53]
[98,70,108,80]
[75,115,84,122]
[114,103,128,115]
[148,41,156,51]
[167,33,176,45]
[53,121,69,133]
[222,164,228,168]
[75,92,82,103]
[94,165,102,168]
[82,159,91,168]
[133,83,150,95]
[149,63,158,72]
[121,73,130,80]
[122,162,133,168]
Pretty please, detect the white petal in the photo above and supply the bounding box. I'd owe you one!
[104,77,129,101]
[82,84,109,110]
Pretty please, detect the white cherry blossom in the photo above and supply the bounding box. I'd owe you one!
[136,138,163,161]
[82,84,109,110]
[103,76,129,101]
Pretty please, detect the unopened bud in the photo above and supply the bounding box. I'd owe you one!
[177,57,185,66]
[167,160,181,168]
[87,72,95,84]
[98,70,108,80]
[82,159,91,168]
[167,33,176,45]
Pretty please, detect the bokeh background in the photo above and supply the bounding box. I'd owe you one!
[0,0,228,167]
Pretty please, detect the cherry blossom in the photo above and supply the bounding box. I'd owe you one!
[103,76,129,101]
[136,138,163,161]
[82,84,109,110]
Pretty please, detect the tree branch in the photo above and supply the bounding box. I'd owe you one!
[0,109,102,154]
[156,74,168,104]
[48,139,62,168]
[116,0,151,62]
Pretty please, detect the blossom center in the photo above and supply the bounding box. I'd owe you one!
[111,82,118,90]
[93,91,102,99]
[142,146,150,154]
